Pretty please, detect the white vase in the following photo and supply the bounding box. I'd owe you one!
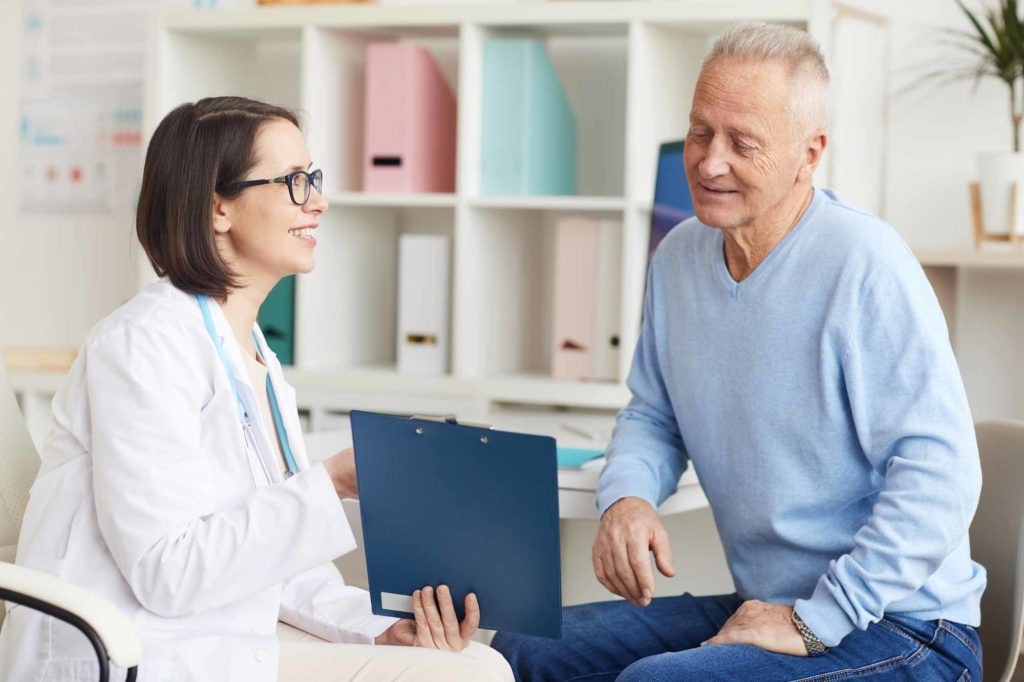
[976,151,1024,236]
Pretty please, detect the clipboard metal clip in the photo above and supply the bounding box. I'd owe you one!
[410,414,494,430]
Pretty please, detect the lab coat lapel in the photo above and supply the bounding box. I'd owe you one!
[202,298,282,485]
[203,299,254,391]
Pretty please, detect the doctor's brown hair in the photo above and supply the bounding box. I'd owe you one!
[135,96,300,299]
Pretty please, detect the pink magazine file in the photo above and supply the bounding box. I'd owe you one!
[552,217,600,381]
[363,43,457,193]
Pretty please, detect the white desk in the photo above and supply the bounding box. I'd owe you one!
[301,414,706,521]
[5,367,708,519]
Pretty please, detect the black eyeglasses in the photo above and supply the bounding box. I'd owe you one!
[218,168,323,206]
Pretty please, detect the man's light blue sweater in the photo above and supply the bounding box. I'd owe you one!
[598,188,987,647]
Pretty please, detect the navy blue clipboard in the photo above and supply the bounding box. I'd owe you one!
[350,410,563,639]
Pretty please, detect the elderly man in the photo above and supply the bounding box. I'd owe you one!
[491,22,985,681]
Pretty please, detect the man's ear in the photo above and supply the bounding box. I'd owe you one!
[798,131,828,181]
[212,192,232,235]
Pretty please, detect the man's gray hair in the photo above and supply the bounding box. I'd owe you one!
[703,22,830,133]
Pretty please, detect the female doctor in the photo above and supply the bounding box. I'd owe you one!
[0,97,512,682]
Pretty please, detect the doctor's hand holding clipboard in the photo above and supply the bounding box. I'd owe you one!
[350,411,563,640]
[374,586,480,650]
[324,447,482,652]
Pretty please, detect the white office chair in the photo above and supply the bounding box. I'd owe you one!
[971,420,1024,682]
[0,359,141,681]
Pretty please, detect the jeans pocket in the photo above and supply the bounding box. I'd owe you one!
[878,615,941,647]
[938,621,983,673]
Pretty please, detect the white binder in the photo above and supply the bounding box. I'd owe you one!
[397,234,451,375]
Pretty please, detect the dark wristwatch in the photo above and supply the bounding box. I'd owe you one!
[791,610,829,656]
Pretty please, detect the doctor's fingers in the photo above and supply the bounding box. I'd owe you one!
[411,590,438,648]
[460,593,480,642]
[435,585,465,649]
[419,586,453,650]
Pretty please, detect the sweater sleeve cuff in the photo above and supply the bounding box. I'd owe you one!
[793,582,858,648]
[596,478,660,517]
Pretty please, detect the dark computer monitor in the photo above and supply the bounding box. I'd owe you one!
[648,140,694,269]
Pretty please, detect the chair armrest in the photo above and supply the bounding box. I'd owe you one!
[0,561,142,672]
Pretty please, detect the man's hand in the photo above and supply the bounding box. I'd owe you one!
[592,496,676,606]
[702,600,807,656]
[323,447,358,499]
[374,585,479,651]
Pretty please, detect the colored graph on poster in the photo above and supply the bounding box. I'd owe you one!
[18,0,237,215]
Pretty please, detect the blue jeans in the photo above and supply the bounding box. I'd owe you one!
[491,593,982,681]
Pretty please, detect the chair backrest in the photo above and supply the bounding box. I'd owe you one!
[0,360,42,627]
[971,420,1024,682]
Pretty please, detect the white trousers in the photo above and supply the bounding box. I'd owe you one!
[276,622,514,682]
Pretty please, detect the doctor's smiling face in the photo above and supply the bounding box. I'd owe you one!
[211,117,328,290]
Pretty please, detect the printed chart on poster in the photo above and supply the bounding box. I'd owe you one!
[18,0,243,216]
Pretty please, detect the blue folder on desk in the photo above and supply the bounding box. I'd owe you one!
[350,410,563,638]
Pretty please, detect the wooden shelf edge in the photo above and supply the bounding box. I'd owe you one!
[3,347,77,373]
[915,249,1024,269]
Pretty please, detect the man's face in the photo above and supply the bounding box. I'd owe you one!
[683,58,814,231]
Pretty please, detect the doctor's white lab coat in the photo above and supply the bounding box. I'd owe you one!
[0,279,396,681]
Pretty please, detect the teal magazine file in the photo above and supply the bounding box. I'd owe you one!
[481,38,576,195]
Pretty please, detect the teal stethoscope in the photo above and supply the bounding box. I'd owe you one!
[197,294,299,478]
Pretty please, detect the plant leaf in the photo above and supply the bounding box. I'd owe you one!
[956,0,1001,56]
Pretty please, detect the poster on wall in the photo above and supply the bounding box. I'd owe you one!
[18,0,243,216]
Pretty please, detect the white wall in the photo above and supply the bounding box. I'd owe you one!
[873,2,1010,248]
[0,0,138,349]
[869,1,1024,420]
[0,3,22,344]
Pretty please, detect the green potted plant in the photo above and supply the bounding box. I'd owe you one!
[943,0,1024,235]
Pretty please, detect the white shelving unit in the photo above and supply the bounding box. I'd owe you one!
[144,0,877,417]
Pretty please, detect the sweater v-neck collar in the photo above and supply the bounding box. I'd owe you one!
[711,188,824,299]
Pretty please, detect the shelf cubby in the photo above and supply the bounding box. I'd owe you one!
[302,25,461,197]
[459,23,628,199]
[295,205,455,371]
[453,206,625,385]
[149,29,303,134]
